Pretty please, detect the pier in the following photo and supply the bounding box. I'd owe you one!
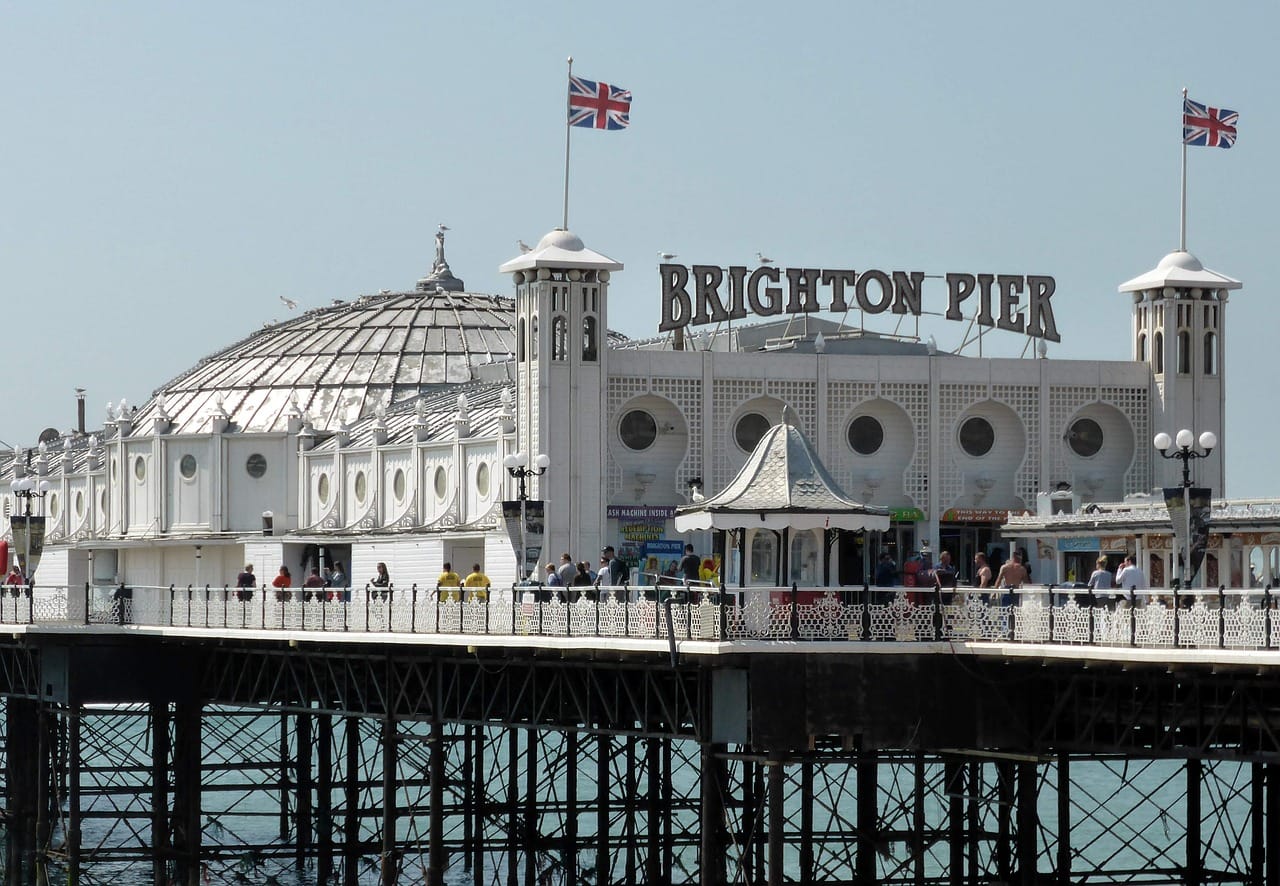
[0,583,1276,884]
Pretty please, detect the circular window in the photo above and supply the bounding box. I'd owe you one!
[134,456,146,482]
[48,493,59,520]
[958,417,995,457]
[434,466,447,499]
[846,415,884,456]
[354,471,367,505]
[317,473,330,505]
[734,412,772,453]
[393,468,406,502]
[246,453,267,479]
[619,409,658,451]
[1067,417,1104,458]
[179,454,197,479]
[476,462,490,498]
[75,490,84,520]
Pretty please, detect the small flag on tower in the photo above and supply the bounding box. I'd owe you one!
[568,75,632,130]
[1183,96,1238,148]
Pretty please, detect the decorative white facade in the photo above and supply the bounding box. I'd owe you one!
[0,227,1242,593]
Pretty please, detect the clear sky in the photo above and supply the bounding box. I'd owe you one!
[3,3,1276,496]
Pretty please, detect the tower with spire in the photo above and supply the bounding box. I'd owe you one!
[1119,250,1240,494]
[500,230,623,567]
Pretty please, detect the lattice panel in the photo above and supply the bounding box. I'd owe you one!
[651,375,703,496]
[938,383,988,510]
[710,378,817,490]
[1101,386,1149,496]
[881,382,930,509]
[992,384,1039,508]
[606,376,651,500]
[1047,386,1097,490]
[712,379,763,490]
[825,382,878,493]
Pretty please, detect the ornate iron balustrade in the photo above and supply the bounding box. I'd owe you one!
[10,582,1280,651]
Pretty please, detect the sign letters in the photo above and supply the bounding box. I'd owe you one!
[659,263,1060,343]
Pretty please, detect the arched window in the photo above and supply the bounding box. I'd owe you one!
[749,531,777,586]
[551,316,568,361]
[582,316,598,362]
[1204,331,1218,376]
[517,318,526,362]
[530,315,539,360]
[1137,333,1146,362]
[1177,330,1191,374]
[1153,332,1164,373]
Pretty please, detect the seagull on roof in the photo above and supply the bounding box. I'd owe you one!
[756,252,774,265]
[279,295,298,310]
[518,239,533,254]
[438,223,450,232]
[658,252,677,261]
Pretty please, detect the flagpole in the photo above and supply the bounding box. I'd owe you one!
[1180,86,1188,252]
[562,57,573,231]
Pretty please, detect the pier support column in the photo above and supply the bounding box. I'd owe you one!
[150,703,170,886]
[1187,758,1203,886]
[34,703,48,886]
[427,719,444,886]
[946,759,963,886]
[471,726,485,886]
[317,713,334,886]
[66,708,81,886]
[1268,763,1280,886]
[1016,760,1038,886]
[857,749,877,886]
[767,757,785,886]
[171,701,202,886]
[566,731,580,886]
[296,709,313,868]
[1057,754,1070,885]
[6,698,34,886]
[699,743,726,886]
[996,761,1014,883]
[597,733,611,886]
[379,716,399,886]
[343,716,360,886]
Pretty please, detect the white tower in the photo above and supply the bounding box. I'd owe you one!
[500,230,623,564]
[1119,250,1240,494]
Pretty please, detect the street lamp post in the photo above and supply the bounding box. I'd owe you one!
[503,452,549,581]
[503,451,549,502]
[1153,429,1217,589]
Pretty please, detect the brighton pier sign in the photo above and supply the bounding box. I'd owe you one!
[659,264,1061,342]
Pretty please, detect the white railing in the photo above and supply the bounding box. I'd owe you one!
[17,583,1280,652]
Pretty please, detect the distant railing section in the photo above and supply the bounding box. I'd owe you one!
[9,582,1280,651]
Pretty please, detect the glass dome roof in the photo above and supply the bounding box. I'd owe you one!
[135,287,518,434]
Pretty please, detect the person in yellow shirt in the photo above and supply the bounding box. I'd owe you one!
[437,561,462,602]
[463,563,490,602]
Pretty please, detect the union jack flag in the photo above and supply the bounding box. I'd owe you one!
[1183,96,1238,149]
[568,75,632,131]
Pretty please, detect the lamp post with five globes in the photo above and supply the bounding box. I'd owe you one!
[1153,429,1216,588]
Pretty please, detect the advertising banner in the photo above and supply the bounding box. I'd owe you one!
[502,500,546,581]
[1164,486,1212,584]
[9,515,45,580]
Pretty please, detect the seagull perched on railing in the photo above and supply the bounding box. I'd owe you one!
[756,252,774,265]
[279,295,298,310]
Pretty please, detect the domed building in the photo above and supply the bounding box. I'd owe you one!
[0,224,1263,598]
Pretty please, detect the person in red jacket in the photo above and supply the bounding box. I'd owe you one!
[272,565,293,601]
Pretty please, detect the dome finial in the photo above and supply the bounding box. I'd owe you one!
[417,225,465,292]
